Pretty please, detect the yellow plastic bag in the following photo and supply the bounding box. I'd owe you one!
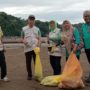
[41,75,62,86]
[58,52,85,89]
[34,47,43,81]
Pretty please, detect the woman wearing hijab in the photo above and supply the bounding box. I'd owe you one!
[82,10,90,85]
[61,20,83,60]
[47,20,62,75]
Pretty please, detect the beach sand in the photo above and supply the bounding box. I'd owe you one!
[0,45,90,90]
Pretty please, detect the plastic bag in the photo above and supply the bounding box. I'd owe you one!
[34,47,43,81]
[41,75,62,86]
[41,52,85,89]
[58,52,85,89]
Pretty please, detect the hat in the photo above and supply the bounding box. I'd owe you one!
[28,15,35,20]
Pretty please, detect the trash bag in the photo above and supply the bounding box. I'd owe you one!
[41,52,85,89]
[58,52,85,89]
[41,75,62,86]
[34,47,43,81]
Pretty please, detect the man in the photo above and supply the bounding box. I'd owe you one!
[0,26,9,82]
[81,10,90,85]
[21,15,41,80]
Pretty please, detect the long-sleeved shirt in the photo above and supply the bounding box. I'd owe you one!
[82,23,90,49]
[48,28,62,56]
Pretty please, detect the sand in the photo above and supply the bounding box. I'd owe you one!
[0,45,90,90]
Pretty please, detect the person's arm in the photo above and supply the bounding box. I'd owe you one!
[54,30,64,46]
[73,28,80,53]
[0,27,5,52]
[46,34,50,44]
[21,30,28,45]
[37,29,41,47]
[1,36,6,52]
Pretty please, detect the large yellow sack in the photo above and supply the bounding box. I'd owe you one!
[58,52,85,89]
[34,47,43,81]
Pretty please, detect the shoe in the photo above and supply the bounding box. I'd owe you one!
[27,76,32,80]
[2,76,10,82]
[85,78,90,86]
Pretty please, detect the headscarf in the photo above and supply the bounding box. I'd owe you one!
[61,20,74,53]
[49,20,57,32]
[62,20,73,39]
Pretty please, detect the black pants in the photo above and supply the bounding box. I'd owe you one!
[0,51,7,79]
[85,49,90,64]
[25,50,36,77]
[50,55,61,75]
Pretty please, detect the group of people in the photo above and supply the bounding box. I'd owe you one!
[0,10,90,86]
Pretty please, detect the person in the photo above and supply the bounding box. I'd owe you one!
[21,15,41,80]
[61,20,83,60]
[47,20,62,75]
[81,10,90,85]
[0,26,9,82]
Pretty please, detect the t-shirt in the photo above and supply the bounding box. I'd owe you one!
[22,25,41,52]
[48,28,62,56]
[0,26,4,51]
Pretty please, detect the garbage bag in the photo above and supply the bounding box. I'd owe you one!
[41,52,85,89]
[34,47,43,81]
[41,75,62,86]
[58,52,85,89]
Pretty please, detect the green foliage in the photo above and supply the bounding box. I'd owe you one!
[0,12,26,36]
[0,12,83,37]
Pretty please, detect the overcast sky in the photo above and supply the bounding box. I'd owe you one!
[0,0,90,24]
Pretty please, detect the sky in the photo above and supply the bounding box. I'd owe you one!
[0,0,90,24]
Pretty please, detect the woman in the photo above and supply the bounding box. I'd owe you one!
[61,20,82,60]
[81,10,90,85]
[47,20,62,75]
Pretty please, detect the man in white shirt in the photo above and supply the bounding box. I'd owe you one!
[21,15,41,80]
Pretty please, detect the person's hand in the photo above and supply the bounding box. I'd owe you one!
[62,37,67,44]
[22,39,28,45]
[73,45,77,53]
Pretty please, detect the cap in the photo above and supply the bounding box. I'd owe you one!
[28,15,35,20]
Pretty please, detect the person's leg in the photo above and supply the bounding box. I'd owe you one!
[85,49,90,64]
[50,55,61,75]
[54,56,61,75]
[0,51,7,79]
[32,50,36,64]
[85,49,90,85]
[50,55,55,75]
[25,51,32,79]
[76,55,80,60]
[66,57,68,61]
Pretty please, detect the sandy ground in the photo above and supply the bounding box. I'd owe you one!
[0,45,90,90]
